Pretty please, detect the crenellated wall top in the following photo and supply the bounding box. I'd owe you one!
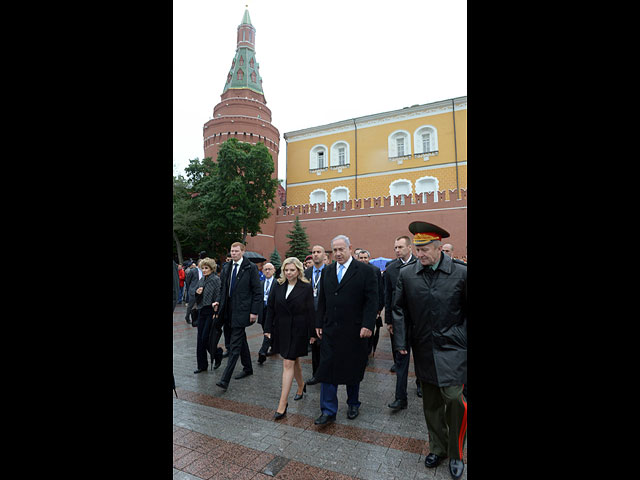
[276,189,467,219]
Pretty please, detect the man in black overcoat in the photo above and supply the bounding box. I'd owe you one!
[212,242,263,390]
[314,235,378,424]
[303,244,327,385]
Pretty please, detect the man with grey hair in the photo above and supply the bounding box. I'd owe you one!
[392,222,467,479]
[313,234,378,424]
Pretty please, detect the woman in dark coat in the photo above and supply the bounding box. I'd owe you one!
[193,257,221,374]
[264,257,315,419]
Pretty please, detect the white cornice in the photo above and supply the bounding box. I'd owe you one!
[284,96,467,143]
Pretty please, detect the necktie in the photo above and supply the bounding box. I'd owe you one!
[337,264,344,283]
[230,263,238,296]
[264,278,270,305]
[314,269,320,286]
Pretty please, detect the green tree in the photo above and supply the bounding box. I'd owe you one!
[285,216,310,262]
[173,168,208,264]
[183,139,279,259]
[269,248,282,270]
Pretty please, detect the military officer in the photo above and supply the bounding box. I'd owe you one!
[392,221,467,479]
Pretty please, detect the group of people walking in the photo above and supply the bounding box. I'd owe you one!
[176,220,467,480]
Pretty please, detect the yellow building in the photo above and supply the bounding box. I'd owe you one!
[283,96,466,206]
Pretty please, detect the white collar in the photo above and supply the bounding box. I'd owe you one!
[338,255,353,272]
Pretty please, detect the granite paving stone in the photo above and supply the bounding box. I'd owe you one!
[172,303,466,479]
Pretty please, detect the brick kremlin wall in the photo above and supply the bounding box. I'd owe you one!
[272,189,467,261]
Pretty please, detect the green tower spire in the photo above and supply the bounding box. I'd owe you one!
[223,8,263,95]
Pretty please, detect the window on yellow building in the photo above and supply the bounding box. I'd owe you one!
[389,179,412,206]
[310,189,327,210]
[330,186,349,203]
[388,130,411,160]
[310,145,328,172]
[415,176,439,203]
[414,125,438,155]
[330,141,350,169]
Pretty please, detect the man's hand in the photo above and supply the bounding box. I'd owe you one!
[212,302,219,311]
[196,287,203,294]
[360,327,372,338]
[316,328,322,339]
[249,313,258,323]
[387,324,393,335]
[264,333,271,339]
[398,350,407,355]
[309,337,316,344]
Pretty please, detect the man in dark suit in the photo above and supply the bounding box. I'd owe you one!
[303,245,327,385]
[257,262,276,364]
[384,235,421,410]
[184,260,201,325]
[355,249,385,357]
[212,242,263,390]
[314,235,378,424]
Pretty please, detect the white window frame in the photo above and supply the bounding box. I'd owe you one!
[309,188,328,208]
[414,125,439,157]
[309,145,328,174]
[389,179,412,206]
[330,186,350,203]
[330,141,350,170]
[415,175,439,203]
[388,130,411,162]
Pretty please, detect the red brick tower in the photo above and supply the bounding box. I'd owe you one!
[203,8,281,257]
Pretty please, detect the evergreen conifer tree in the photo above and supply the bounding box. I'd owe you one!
[285,216,310,262]
[269,248,282,270]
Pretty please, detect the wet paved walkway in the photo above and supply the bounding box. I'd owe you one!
[172,303,467,479]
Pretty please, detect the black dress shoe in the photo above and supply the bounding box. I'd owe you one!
[314,414,336,425]
[216,380,228,390]
[390,364,397,372]
[449,459,464,479]
[424,453,446,468]
[306,377,319,386]
[347,405,359,419]
[222,351,230,358]
[258,353,266,364]
[274,403,288,420]
[417,383,423,398]
[193,368,207,374]
[213,357,222,369]
[388,399,408,410]
[234,370,253,380]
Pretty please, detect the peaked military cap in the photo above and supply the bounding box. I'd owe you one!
[408,221,450,246]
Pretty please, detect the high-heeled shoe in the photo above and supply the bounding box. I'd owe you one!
[274,403,288,420]
[294,383,306,401]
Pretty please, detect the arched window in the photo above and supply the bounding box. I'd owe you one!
[309,145,328,173]
[237,69,244,81]
[330,141,350,169]
[388,130,411,161]
[330,186,350,203]
[414,125,439,156]
[309,189,327,209]
[389,179,412,206]
[415,176,439,203]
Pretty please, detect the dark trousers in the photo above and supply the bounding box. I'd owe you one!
[258,304,271,355]
[320,382,360,416]
[220,326,253,383]
[391,333,419,401]
[310,338,321,375]
[196,306,214,370]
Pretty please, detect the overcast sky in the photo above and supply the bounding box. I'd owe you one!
[173,0,467,185]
